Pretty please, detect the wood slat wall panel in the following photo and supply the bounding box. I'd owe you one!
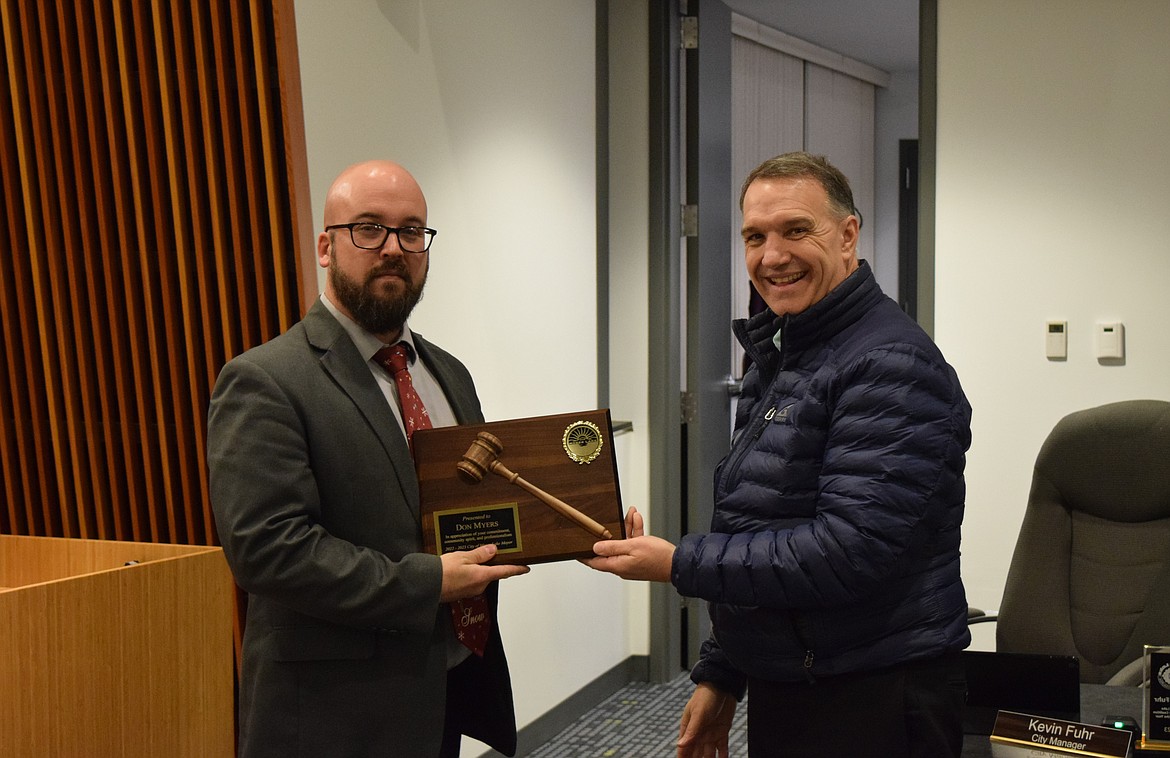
[0,9,37,535]
[11,0,72,537]
[249,0,295,333]
[187,1,227,378]
[207,0,250,361]
[50,0,110,541]
[127,0,174,543]
[77,0,134,541]
[185,1,223,542]
[1,0,312,676]
[36,0,83,536]
[145,0,190,544]
[4,2,58,538]
[272,0,317,315]
[230,3,277,346]
[65,0,112,539]
[110,0,167,542]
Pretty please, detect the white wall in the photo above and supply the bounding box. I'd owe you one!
[934,0,1170,649]
[607,0,653,659]
[293,0,635,748]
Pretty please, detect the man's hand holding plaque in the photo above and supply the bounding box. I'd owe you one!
[581,506,675,583]
[439,543,529,602]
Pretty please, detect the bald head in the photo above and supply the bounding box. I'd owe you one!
[322,160,427,228]
[317,160,432,342]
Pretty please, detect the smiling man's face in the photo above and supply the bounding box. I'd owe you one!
[741,176,859,317]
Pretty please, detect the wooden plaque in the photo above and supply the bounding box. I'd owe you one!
[414,409,624,564]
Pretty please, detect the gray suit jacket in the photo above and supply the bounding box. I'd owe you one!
[208,301,516,757]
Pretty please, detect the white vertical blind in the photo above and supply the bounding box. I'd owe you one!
[805,63,876,262]
[730,34,804,360]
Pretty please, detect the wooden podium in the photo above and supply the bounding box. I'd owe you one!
[0,535,234,757]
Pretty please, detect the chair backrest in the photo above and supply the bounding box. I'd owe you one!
[996,399,1170,684]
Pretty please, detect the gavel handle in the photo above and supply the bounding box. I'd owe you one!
[489,462,612,539]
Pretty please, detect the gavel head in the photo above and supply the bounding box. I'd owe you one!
[456,431,504,484]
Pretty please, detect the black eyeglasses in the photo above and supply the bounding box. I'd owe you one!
[325,222,437,253]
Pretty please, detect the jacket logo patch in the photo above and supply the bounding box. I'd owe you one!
[773,403,795,424]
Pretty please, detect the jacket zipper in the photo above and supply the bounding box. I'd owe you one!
[803,650,816,683]
[722,404,775,487]
[789,609,818,683]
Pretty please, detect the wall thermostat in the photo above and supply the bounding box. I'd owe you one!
[1045,321,1067,360]
[1096,322,1125,360]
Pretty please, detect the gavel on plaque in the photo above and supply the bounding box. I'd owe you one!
[457,431,612,539]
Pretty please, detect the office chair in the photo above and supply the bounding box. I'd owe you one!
[977,399,1170,685]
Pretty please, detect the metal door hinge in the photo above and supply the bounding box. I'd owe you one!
[724,375,742,397]
[682,204,698,237]
[681,391,697,424]
[681,16,698,49]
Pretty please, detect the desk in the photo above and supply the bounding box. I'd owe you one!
[963,684,1147,757]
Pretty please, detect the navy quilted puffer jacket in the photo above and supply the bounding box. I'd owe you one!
[675,261,972,695]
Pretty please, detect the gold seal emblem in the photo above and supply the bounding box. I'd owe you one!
[562,420,603,464]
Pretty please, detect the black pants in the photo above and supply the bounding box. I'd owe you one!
[746,651,966,758]
[439,657,471,758]
[439,717,461,758]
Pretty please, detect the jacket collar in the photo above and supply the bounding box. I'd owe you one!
[734,260,883,372]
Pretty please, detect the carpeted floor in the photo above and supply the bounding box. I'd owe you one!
[527,672,749,757]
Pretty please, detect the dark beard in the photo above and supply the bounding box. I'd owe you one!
[330,257,426,335]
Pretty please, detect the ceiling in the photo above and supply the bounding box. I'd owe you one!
[721,0,920,73]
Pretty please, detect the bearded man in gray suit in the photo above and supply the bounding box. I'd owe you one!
[208,160,528,757]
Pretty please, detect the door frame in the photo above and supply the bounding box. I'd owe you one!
[646,0,734,681]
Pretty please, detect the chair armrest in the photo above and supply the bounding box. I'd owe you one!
[967,607,998,625]
[1106,657,1146,687]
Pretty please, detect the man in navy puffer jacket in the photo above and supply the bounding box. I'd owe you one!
[586,152,972,757]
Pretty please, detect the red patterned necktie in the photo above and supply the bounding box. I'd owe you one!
[375,343,490,657]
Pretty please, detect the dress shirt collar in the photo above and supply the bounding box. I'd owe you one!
[319,293,420,363]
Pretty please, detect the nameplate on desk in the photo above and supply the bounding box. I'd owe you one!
[988,711,1131,757]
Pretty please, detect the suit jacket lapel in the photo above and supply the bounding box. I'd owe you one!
[303,302,422,523]
[414,333,482,424]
